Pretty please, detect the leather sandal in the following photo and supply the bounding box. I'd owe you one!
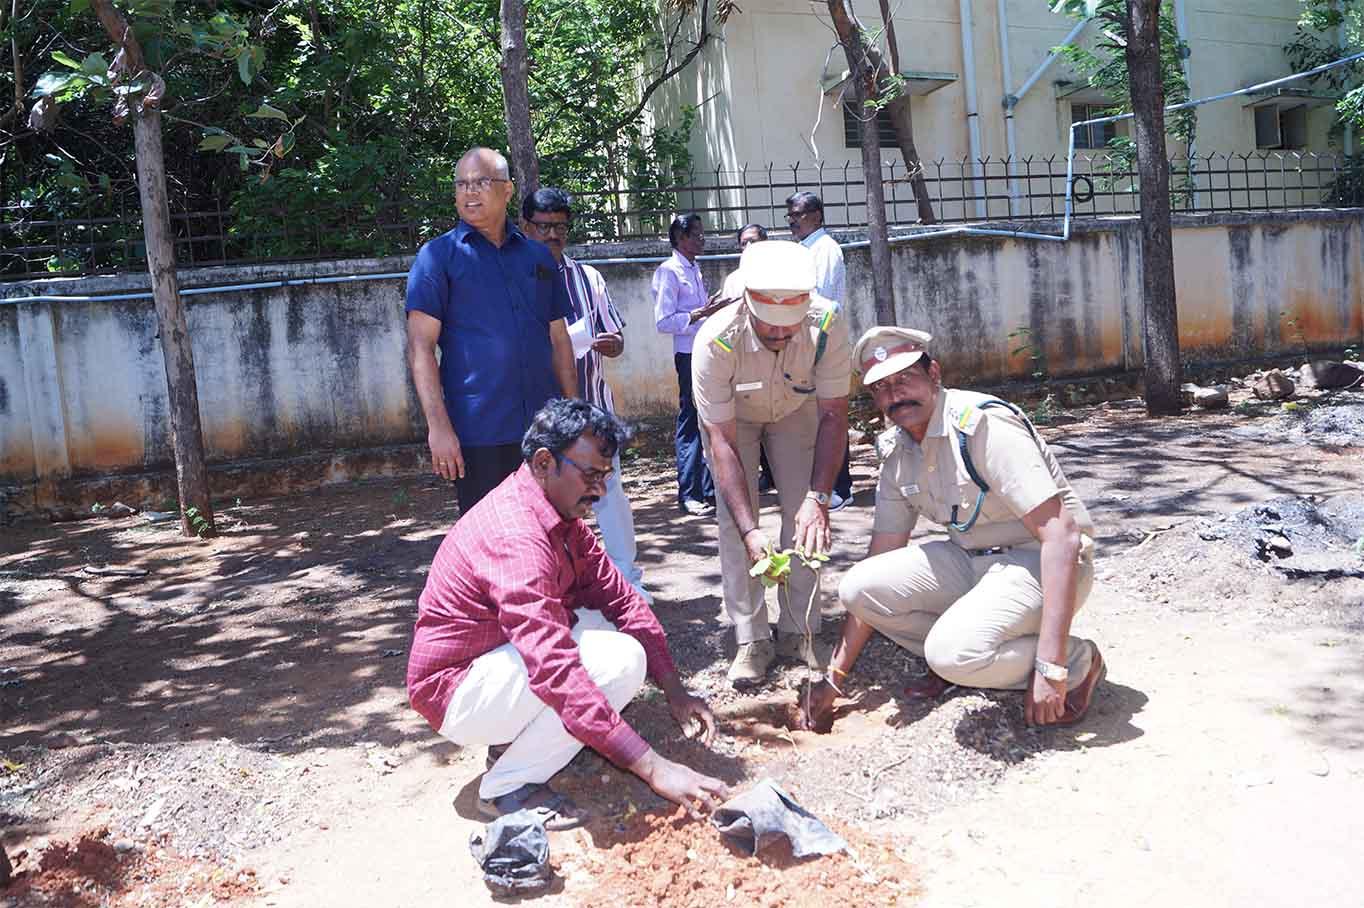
[485,744,508,771]
[1055,644,1106,726]
[477,783,588,831]
[902,671,951,700]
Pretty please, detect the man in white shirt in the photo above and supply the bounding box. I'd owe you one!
[786,192,851,509]
[786,192,845,304]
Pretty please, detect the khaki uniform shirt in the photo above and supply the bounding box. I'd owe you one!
[872,389,1095,551]
[691,296,852,425]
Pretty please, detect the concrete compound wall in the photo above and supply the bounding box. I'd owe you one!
[1,209,1360,516]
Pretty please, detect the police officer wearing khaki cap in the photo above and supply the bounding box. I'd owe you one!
[692,241,852,686]
[801,326,1106,729]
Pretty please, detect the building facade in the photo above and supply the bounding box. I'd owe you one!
[646,0,1347,226]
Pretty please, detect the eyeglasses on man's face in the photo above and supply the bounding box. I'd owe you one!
[558,453,613,488]
[527,219,571,236]
[785,208,814,223]
[455,176,509,194]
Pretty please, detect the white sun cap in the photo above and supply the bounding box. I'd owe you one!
[739,241,816,327]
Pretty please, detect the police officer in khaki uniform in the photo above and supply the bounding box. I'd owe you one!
[802,326,1106,729]
[692,241,852,687]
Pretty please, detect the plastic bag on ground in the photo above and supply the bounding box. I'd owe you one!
[468,809,553,898]
[711,778,847,858]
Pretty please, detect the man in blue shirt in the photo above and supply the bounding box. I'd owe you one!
[406,147,578,513]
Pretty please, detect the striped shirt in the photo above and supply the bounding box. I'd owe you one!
[406,464,677,768]
[561,256,624,413]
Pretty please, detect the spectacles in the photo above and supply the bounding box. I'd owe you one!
[785,209,813,222]
[558,453,613,488]
[455,176,509,194]
[527,220,571,236]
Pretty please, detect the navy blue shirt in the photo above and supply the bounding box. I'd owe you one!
[406,221,574,447]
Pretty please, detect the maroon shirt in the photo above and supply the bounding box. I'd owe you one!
[406,464,677,768]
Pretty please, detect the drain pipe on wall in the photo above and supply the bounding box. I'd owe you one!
[1341,12,1355,156]
[1173,0,1199,208]
[960,0,987,218]
[996,0,1017,216]
[1003,15,1091,216]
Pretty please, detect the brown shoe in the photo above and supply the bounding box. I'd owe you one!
[1053,644,1106,726]
[903,671,951,700]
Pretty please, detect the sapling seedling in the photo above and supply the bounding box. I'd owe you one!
[748,543,832,732]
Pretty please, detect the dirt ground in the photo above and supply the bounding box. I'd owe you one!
[3,382,1363,907]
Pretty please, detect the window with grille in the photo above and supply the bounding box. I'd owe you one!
[843,102,899,148]
[1072,103,1118,149]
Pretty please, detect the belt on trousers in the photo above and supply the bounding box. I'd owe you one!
[965,544,1012,557]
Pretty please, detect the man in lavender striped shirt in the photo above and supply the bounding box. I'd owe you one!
[654,214,724,515]
[522,188,651,604]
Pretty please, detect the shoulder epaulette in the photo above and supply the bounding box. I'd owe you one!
[875,426,899,461]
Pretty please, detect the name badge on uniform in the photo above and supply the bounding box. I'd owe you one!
[735,381,763,392]
[901,484,920,495]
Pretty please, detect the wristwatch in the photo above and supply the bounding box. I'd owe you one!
[1034,658,1069,683]
[805,490,831,507]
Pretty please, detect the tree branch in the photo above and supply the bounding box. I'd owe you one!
[545,0,712,164]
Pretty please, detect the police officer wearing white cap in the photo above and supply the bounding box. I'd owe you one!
[801,326,1106,729]
[692,241,852,686]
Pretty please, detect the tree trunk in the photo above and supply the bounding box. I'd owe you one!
[828,0,936,225]
[90,0,216,537]
[832,10,896,325]
[875,0,936,223]
[1124,0,1182,415]
[883,96,937,223]
[499,0,539,199]
[133,108,216,536]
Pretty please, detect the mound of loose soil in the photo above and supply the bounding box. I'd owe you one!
[1,826,258,907]
[562,805,916,908]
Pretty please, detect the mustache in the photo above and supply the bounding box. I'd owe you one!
[887,399,921,416]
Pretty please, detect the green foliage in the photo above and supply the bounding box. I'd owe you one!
[1008,326,1047,382]
[1280,309,1310,351]
[183,505,211,537]
[3,0,706,275]
[1052,1,1195,198]
[1283,0,1364,206]
[749,545,829,588]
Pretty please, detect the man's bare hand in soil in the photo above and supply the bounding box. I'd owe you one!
[629,750,730,819]
[799,678,838,732]
[1025,672,1067,726]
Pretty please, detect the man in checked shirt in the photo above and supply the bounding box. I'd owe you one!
[521,187,651,605]
[407,398,728,830]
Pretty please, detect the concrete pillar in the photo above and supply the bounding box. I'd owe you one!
[15,302,72,483]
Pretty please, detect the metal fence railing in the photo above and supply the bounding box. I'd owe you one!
[3,151,1359,280]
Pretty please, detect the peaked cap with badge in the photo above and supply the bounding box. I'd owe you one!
[852,326,934,386]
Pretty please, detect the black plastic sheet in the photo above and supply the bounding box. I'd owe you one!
[711,778,847,858]
[468,809,553,898]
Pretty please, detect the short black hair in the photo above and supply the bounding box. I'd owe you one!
[736,223,768,242]
[521,398,630,464]
[785,191,824,216]
[668,213,703,248]
[522,187,572,221]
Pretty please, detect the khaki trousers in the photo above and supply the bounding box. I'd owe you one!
[837,541,1095,691]
[705,401,821,644]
